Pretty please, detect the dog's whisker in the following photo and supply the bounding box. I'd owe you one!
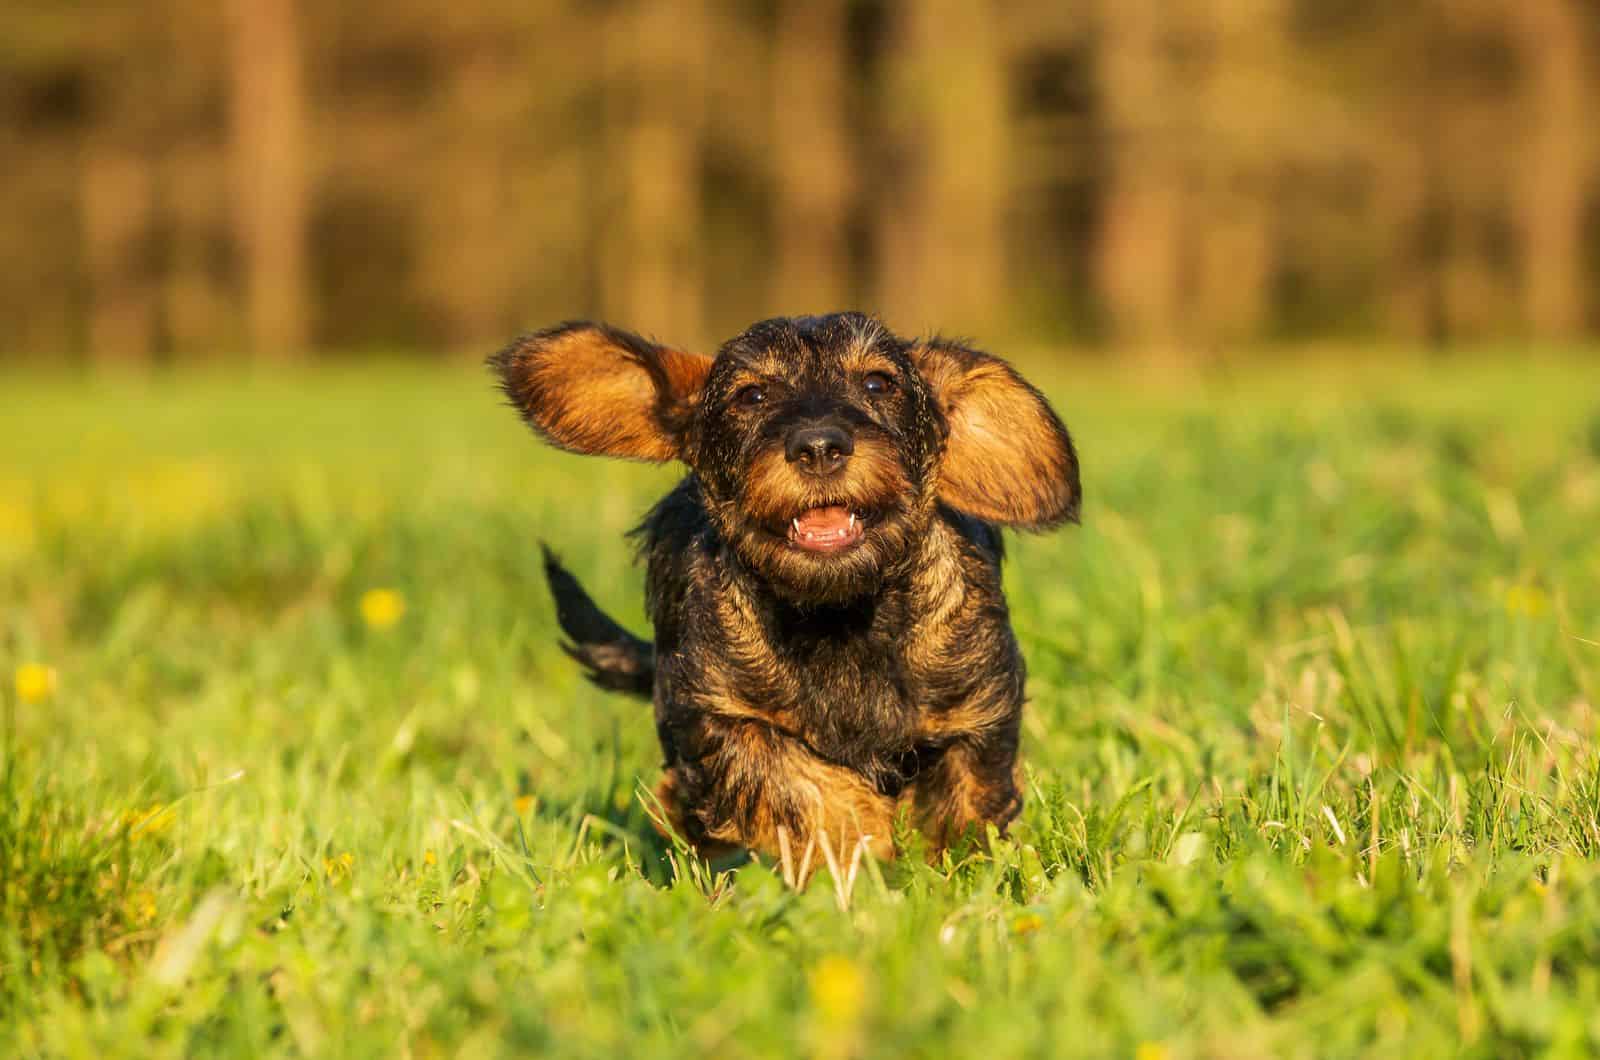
[816,829,847,911]
[845,834,866,898]
[777,825,795,890]
[797,832,816,890]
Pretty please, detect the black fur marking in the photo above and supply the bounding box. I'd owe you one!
[541,546,654,696]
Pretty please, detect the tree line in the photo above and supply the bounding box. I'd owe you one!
[1,0,1595,361]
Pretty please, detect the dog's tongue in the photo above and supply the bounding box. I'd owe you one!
[795,506,851,535]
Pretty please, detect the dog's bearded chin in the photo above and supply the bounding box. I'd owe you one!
[786,505,866,554]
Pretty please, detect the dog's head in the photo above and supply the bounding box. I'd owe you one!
[492,313,1079,603]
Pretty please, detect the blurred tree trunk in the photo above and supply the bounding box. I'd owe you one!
[601,0,707,344]
[78,10,168,365]
[770,0,853,316]
[876,0,1009,335]
[81,142,158,363]
[165,3,232,357]
[1370,142,1439,344]
[1361,4,1451,346]
[425,43,517,347]
[226,0,309,357]
[165,145,233,357]
[1188,0,1286,349]
[1094,0,1182,349]
[1512,0,1591,342]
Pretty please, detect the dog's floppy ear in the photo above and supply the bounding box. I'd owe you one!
[911,340,1080,528]
[490,322,713,462]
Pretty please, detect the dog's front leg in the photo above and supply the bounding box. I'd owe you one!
[907,728,1023,852]
[661,715,897,876]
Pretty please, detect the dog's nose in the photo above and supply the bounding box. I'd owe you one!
[785,425,854,475]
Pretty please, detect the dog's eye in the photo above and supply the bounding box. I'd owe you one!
[733,384,766,408]
[862,372,896,397]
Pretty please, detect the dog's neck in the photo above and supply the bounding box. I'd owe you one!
[723,513,973,646]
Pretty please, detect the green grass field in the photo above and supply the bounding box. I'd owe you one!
[4,354,1600,1058]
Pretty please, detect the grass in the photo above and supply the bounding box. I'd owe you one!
[3,352,1600,1058]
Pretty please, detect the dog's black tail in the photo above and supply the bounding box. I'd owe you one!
[542,546,655,698]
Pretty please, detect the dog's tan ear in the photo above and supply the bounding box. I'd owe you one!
[490,322,713,462]
[911,340,1080,528]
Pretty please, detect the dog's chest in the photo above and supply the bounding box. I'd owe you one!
[660,520,1016,781]
[775,621,917,747]
[714,592,973,771]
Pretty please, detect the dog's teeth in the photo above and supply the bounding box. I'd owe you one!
[792,518,801,534]
[848,512,857,530]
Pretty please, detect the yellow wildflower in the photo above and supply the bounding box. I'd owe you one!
[15,662,57,704]
[360,588,406,630]
[423,849,437,867]
[1505,585,1549,617]
[0,491,34,551]
[324,851,355,881]
[1011,913,1045,937]
[808,955,865,1027]
[129,889,158,925]
[124,804,174,838]
[1134,1044,1171,1060]
[514,794,535,817]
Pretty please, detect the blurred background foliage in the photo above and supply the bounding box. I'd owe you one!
[2,0,1598,362]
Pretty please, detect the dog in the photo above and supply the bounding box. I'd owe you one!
[491,313,1079,869]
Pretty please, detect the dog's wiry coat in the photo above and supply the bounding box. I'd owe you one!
[492,313,1079,870]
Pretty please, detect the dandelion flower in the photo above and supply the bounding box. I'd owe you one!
[129,889,158,925]
[1505,585,1549,617]
[124,804,173,838]
[360,588,406,630]
[514,794,535,817]
[324,851,355,881]
[15,662,57,704]
[808,955,865,1027]
[1011,913,1045,937]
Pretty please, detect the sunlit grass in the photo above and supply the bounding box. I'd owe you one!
[2,354,1599,1056]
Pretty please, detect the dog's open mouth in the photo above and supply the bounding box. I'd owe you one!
[786,505,867,553]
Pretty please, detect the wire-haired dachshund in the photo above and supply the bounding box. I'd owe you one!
[492,313,1079,871]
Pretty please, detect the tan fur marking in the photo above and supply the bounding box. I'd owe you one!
[906,744,1021,850]
[699,723,896,870]
[698,669,797,731]
[915,680,1016,740]
[844,315,886,361]
[710,576,798,698]
[911,343,1077,527]
[650,772,740,860]
[657,347,715,407]
[900,520,970,674]
[838,345,900,379]
[737,437,910,528]
[502,326,712,461]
